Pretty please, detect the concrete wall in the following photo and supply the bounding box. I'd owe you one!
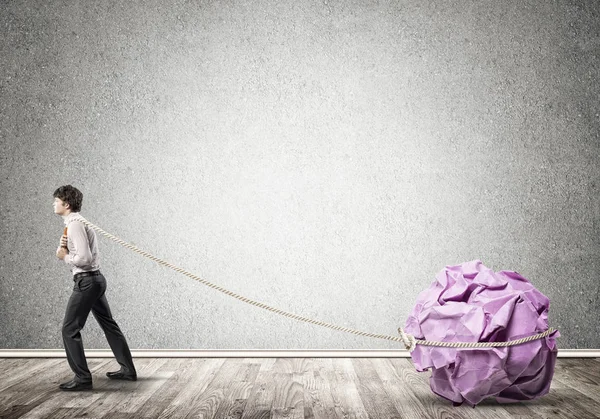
[1,0,598,349]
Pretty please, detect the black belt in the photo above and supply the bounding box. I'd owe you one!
[73,270,101,280]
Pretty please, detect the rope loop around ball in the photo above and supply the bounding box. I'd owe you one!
[397,327,417,352]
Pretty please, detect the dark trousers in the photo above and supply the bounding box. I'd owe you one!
[62,272,136,383]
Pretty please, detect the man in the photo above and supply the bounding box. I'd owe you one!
[53,185,137,391]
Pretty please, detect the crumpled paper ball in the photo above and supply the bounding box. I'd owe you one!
[404,260,560,407]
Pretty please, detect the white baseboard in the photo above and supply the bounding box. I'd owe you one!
[0,349,598,358]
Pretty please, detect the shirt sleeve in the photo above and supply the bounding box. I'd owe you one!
[64,221,93,268]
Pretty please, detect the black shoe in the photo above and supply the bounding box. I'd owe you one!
[59,379,93,391]
[106,370,137,381]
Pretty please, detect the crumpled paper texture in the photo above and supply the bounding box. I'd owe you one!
[404,260,560,407]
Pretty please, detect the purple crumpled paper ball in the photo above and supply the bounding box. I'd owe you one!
[404,260,560,407]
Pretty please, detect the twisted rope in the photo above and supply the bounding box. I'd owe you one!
[68,216,557,352]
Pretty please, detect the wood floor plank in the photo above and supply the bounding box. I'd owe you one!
[133,358,204,419]
[0,359,63,393]
[19,384,103,419]
[99,413,134,419]
[552,366,600,405]
[524,386,600,419]
[240,359,277,419]
[0,359,111,419]
[0,359,73,416]
[371,358,442,419]
[351,358,402,419]
[557,358,600,386]
[269,358,310,419]
[178,359,249,419]
[100,358,172,416]
[155,358,226,419]
[384,358,453,419]
[328,358,369,419]
[44,407,79,419]
[211,361,261,419]
[276,358,318,374]
[270,372,303,419]
[20,391,103,419]
[0,357,598,418]
[0,359,38,385]
[301,358,340,419]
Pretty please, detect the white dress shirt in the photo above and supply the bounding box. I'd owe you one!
[62,212,101,275]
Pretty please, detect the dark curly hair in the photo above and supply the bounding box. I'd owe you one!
[53,185,83,212]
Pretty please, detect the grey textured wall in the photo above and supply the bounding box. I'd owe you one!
[1,0,598,350]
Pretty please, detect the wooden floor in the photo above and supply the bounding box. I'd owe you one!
[0,357,598,419]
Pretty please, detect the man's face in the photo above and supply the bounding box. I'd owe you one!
[53,197,70,216]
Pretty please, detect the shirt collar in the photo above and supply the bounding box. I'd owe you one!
[63,212,81,226]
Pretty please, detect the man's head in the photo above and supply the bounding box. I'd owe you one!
[53,185,83,216]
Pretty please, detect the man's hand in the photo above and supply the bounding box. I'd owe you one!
[56,246,69,260]
[60,234,67,248]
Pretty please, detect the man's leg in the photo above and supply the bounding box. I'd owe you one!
[62,277,103,383]
[91,277,136,375]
